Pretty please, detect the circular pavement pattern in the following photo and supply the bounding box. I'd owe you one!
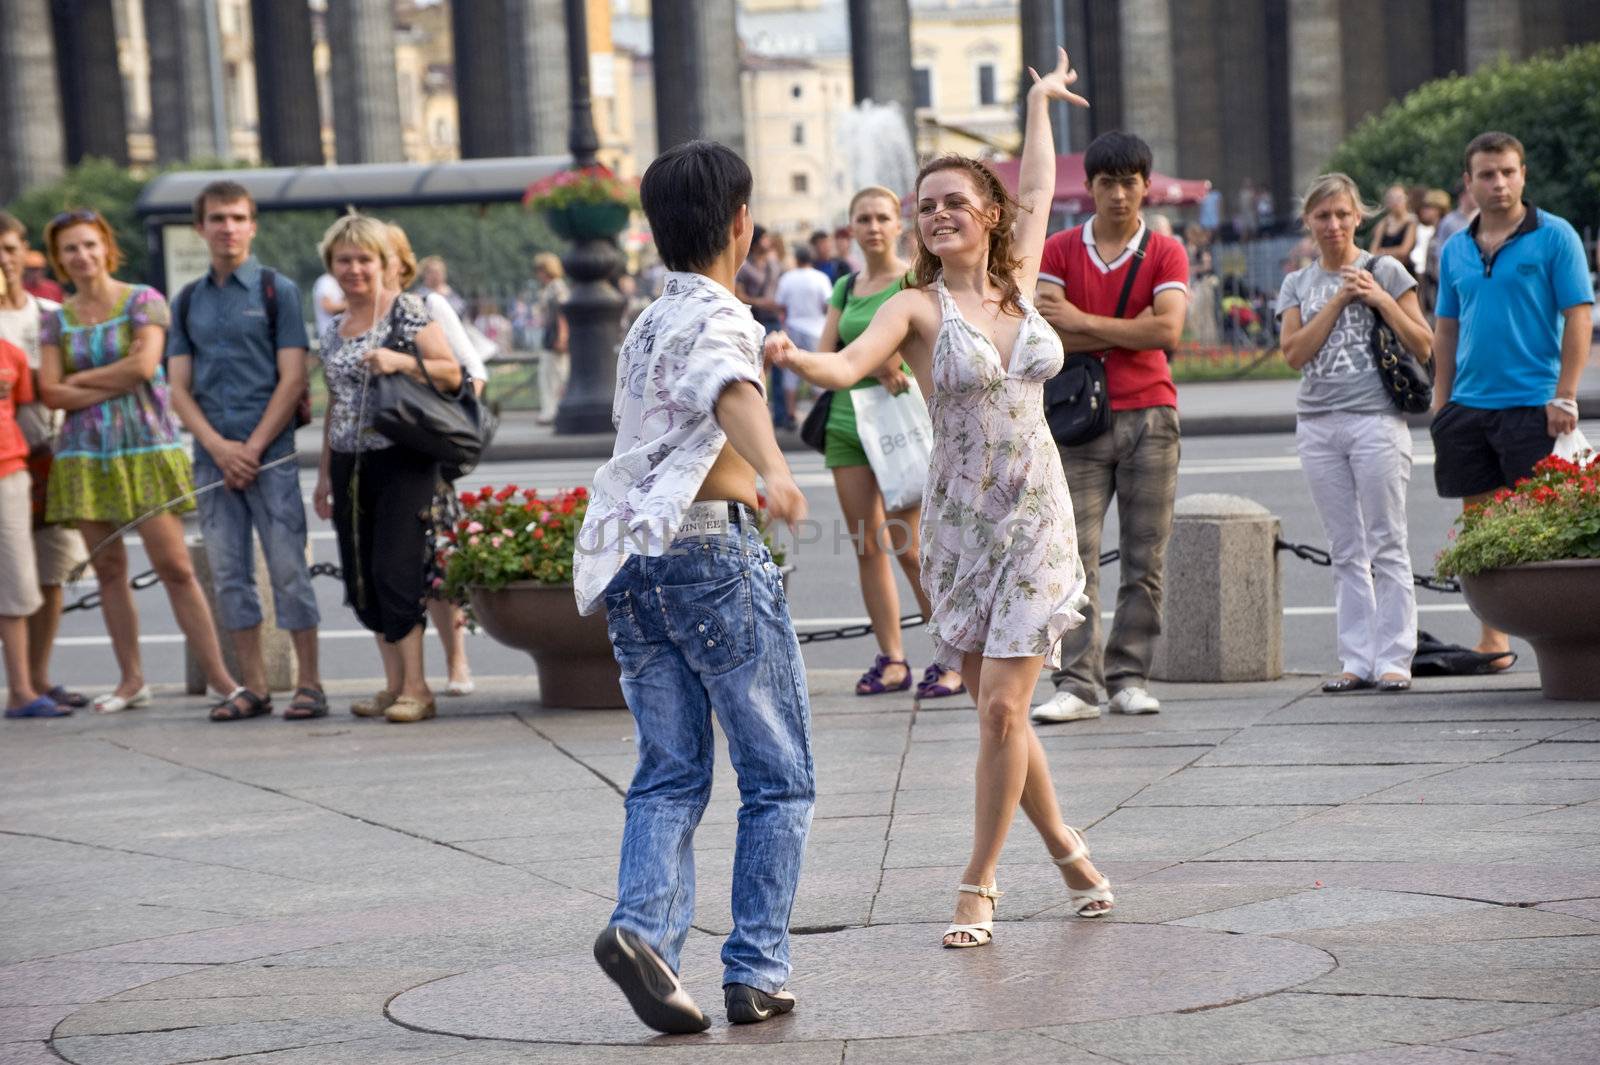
[387,921,1335,1045]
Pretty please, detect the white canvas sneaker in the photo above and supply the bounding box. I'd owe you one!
[1030,691,1102,723]
[1109,687,1161,715]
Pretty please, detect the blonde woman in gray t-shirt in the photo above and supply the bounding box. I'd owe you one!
[1277,173,1433,694]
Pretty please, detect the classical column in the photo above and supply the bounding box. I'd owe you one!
[1118,0,1178,168]
[1171,0,1222,184]
[50,0,129,165]
[1083,0,1123,137]
[326,0,403,163]
[651,0,744,154]
[1465,0,1522,71]
[1287,0,1344,195]
[144,0,221,163]
[846,0,915,140]
[0,0,66,200]
[1338,0,1390,128]
[453,0,513,157]
[1019,0,1078,153]
[507,0,569,156]
[250,0,322,165]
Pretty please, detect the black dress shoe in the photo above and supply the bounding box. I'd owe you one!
[1322,675,1373,693]
[593,926,710,1034]
[725,983,796,1025]
[1376,677,1412,692]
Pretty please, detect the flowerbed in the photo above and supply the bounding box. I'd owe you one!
[522,165,640,211]
[441,485,588,600]
[1435,451,1600,578]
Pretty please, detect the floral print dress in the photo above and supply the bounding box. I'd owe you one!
[43,285,195,525]
[921,276,1087,668]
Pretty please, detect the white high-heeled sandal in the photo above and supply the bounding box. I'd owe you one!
[942,883,1002,948]
[1052,826,1114,918]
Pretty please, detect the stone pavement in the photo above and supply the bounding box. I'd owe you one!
[3,669,1598,1064]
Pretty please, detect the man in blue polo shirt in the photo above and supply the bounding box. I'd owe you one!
[1431,130,1594,668]
[167,180,325,721]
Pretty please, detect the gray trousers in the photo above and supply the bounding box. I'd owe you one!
[1052,406,1181,700]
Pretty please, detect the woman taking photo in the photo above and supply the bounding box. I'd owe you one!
[385,221,482,697]
[821,185,962,700]
[36,210,244,715]
[1368,184,1418,273]
[311,214,462,723]
[1278,174,1432,693]
[769,48,1113,947]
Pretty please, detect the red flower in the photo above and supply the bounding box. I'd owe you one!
[523,488,539,501]
[459,490,479,508]
[495,485,517,502]
[533,527,545,539]
[572,486,587,500]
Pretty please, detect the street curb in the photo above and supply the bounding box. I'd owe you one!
[294,390,1600,467]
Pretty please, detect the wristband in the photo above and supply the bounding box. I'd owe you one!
[1548,397,1579,417]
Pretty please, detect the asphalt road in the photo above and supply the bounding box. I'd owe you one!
[50,424,1590,695]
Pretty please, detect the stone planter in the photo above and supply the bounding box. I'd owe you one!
[544,202,630,241]
[468,582,625,709]
[1459,559,1600,701]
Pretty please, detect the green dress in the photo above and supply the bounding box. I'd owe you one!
[43,285,195,525]
[823,271,915,469]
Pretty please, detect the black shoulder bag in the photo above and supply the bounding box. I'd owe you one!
[370,297,493,482]
[799,271,857,452]
[1361,254,1433,414]
[1044,230,1150,447]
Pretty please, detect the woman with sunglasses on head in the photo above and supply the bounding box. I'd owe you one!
[821,185,962,701]
[36,209,244,715]
[769,48,1114,947]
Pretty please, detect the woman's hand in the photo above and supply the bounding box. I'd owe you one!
[875,364,911,396]
[763,331,798,371]
[362,347,411,375]
[1027,46,1090,108]
[313,474,333,521]
[1337,266,1383,308]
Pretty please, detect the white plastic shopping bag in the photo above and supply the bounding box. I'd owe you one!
[851,382,934,512]
[1553,428,1592,464]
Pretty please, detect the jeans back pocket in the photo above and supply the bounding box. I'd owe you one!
[604,589,658,678]
[660,571,756,676]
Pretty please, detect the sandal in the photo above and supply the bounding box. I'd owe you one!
[209,687,272,722]
[6,696,73,719]
[943,883,1002,948]
[284,687,329,720]
[1052,825,1114,918]
[856,655,912,696]
[92,686,152,714]
[46,686,90,709]
[916,662,966,700]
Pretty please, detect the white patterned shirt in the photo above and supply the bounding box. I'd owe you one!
[574,271,765,614]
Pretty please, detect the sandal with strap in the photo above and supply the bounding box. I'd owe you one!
[942,883,1002,948]
[856,655,912,696]
[916,662,966,700]
[1051,825,1114,918]
[209,687,272,722]
[284,687,329,720]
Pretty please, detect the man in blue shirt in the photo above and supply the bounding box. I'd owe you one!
[1431,131,1595,668]
[167,181,325,721]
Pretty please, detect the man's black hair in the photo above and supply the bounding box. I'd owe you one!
[793,244,814,266]
[809,229,829,245]
[639,140,753,272]
[1084,131,1153,183]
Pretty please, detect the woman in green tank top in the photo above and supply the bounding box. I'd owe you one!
[819,186,963,701]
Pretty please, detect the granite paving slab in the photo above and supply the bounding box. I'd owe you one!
[1124,764,1453,807]
[1300,938,1600,1005]
[1171,887,1490,935]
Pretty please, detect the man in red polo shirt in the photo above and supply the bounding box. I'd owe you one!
[1031,131,1189,723]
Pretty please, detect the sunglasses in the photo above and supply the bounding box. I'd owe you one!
[48,209,99,229]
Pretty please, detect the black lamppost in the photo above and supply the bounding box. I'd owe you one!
[553,0,626,435]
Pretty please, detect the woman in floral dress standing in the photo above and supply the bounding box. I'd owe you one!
[37,210,242,715]
[767,47,1115,948]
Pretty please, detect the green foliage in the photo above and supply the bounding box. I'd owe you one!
[1435,453,1600,577]
[4,159,560,302]
[1327,43,1600,227]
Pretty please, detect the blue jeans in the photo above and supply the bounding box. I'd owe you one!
[193,449,320,633]
[602,525,814,993]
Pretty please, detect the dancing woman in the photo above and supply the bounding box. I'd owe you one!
[767,47,1114,947]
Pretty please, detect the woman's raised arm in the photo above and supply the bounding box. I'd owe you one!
[1014,47,1090,294]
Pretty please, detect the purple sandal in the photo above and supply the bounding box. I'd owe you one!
[856,655,913,696]
[916,662,967,700]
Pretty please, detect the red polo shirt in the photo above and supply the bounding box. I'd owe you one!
[0,340,34,479]
[1038,220,1189,410]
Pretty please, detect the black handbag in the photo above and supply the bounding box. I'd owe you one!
[1045,230,1150,447]
[1362,256,1433,414]
[799,272,857,454]
[369,299,495,482]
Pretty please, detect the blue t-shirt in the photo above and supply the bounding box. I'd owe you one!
[1435,205,1595,410]
[165,258,311,456]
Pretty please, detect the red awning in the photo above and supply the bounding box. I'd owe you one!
[986,153,1212,213]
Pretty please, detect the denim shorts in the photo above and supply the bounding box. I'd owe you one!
[193,449,320,632]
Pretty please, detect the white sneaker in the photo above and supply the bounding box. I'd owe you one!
[1030,691,1101,723]
[1109,687,1161,715]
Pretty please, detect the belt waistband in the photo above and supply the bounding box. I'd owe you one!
[675,500,760,540]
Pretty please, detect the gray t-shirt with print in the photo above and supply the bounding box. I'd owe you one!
[1276,253,1416,416]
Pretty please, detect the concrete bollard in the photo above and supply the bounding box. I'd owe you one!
[1151,493,1282,682]
[186,537,297,695]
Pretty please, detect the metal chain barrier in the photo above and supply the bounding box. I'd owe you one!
[1275,537,1460,594]
[61,562,348,615]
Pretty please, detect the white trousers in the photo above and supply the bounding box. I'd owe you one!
[538,349,570,419]
[1296,411,1418,679]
